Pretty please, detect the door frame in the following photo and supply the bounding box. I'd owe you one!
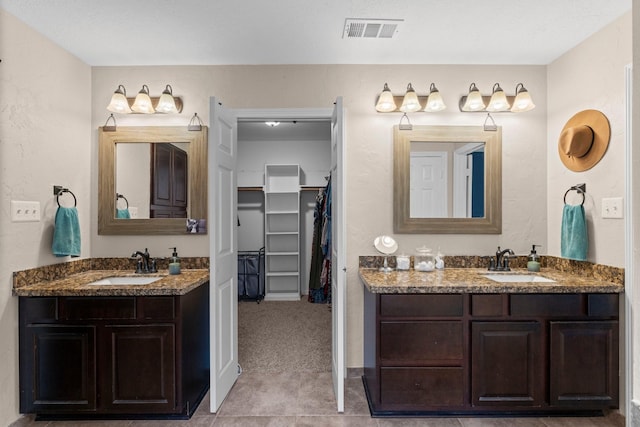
[234,106,346,410]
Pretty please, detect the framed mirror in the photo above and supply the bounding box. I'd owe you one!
[394,125,501,234]
[98,126,208,235]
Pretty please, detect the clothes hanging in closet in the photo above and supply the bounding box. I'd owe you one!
[308,177,331,303]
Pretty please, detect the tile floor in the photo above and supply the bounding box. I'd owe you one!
[15,372,625,427]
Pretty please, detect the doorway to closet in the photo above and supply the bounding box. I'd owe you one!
[236,119,333,381]
[209,100,346,413]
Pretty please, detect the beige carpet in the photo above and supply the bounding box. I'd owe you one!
[238,299,332,373]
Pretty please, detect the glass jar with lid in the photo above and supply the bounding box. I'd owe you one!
[414,246,435,272]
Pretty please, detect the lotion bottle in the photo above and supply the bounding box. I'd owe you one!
[527,245,541,272]
[169,247,181,275]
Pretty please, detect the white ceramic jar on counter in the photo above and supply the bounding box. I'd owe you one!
[414,246,435,272]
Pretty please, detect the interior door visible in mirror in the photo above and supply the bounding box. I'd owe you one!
[394,125,501,234]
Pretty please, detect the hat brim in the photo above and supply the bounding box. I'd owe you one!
[558,109,610,172]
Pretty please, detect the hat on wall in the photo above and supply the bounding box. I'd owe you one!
[558,109,611,172]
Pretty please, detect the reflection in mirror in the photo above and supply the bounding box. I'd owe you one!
[99,126,208,235]
[116,142,189,219]
[394,125,501,234]
[410,141,485,218]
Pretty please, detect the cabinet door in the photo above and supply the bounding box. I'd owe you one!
[102,324,176,413]
[20,325,96,413]
[471,321,543,407]
[550,321,619,408]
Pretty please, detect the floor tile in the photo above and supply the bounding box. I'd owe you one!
[539,415,624,427]
[376,417,463,427]
[458,418,548,427]
[212,416,296,426]
[217,371,302,416]
[295,416,378,426]
[297,372,339,416]
[344,378,371,416]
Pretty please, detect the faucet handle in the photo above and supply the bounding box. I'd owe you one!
[135,260,145,274]
[149,259,158,273]
[502,256,511,271]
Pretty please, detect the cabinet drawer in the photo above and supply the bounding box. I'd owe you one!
[380,294,463,317]
[380,367,464,407]
[471,294,504,317]
[510,294,582,317]
[21,297,58,323]
[62,297,136,320]
[140,297,175,320]
[380,321,463,363]
[587,294,619,317]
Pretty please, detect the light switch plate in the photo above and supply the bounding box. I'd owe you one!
[11,200,41,222]
[602,197,623,219]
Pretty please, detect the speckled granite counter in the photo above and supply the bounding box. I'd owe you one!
[359,268,623,294]
[13,257,210,297]
[13,269,209,297]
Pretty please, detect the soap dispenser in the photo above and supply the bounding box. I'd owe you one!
[169,247,181,275]
[527,245,541,272]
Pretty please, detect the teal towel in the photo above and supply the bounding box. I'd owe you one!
[116,208,131,219]
[561,204,588,261]
[52,207,81,257]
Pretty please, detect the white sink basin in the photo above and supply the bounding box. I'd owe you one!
[482,274,556,283]
[87,276,163,286]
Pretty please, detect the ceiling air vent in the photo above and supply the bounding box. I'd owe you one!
[343,18,403,39]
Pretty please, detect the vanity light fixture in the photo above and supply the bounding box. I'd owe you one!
[107,84,184,114]
[375,83,398,112]
[510,83,536,112]
[107,85,132,114]
[460,83,486,112]
[486,83,510,112]
[155,84,178,113]
[459,82,535,113]
[399,83,422,113]
[423,83,446,112]
[131,85,155,114]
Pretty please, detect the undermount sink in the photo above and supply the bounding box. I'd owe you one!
[87,276,164,286]
[482,273,556,283]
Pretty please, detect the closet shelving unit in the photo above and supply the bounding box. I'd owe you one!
[263,164,301,300]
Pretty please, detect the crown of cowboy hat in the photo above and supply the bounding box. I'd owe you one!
[558,109,610,172]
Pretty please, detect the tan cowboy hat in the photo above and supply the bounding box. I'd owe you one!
[558,109,610,172]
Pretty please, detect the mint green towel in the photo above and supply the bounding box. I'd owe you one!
[561,204,588,261]
[52,207,81,257]
[116,208,131,219]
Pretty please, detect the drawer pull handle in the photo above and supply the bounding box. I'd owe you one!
[414,382,421,389]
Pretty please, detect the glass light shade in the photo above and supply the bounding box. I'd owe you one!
[461,83,486,111]
[486,84,510,112]
[106,85,132,114]
[511,84,536,112]
[131,85,155,114]
[375,83,397,112]
[424,84,446,112]
[399,83,421,113]
[155,85,178,113]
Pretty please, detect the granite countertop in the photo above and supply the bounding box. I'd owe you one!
[13,269,210,297]
[359,267,624,294]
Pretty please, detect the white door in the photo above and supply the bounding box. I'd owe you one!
[209,97,239,412]
[410,152,447,217]
[331,97,346,412]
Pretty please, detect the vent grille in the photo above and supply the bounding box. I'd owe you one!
[343,19,402,39]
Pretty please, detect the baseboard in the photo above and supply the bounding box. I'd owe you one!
[347,367,363,378]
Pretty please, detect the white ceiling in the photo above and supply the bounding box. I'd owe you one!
[0,0,631,66]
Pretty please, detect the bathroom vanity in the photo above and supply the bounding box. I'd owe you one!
[360,267,623,417]
[15,268,210,420]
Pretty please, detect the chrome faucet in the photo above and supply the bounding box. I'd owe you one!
[488,246,515,271]
[131,248,157,273]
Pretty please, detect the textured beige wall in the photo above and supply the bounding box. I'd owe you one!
[0,9,92,426]
[547,12,631,267]
[92,64,548,369]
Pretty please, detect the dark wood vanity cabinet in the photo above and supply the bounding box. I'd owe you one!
[19,283,209,419]
[363,291,619,416]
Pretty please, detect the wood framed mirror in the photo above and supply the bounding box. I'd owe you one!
[394,125,501,234]
[98,126,208,235]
